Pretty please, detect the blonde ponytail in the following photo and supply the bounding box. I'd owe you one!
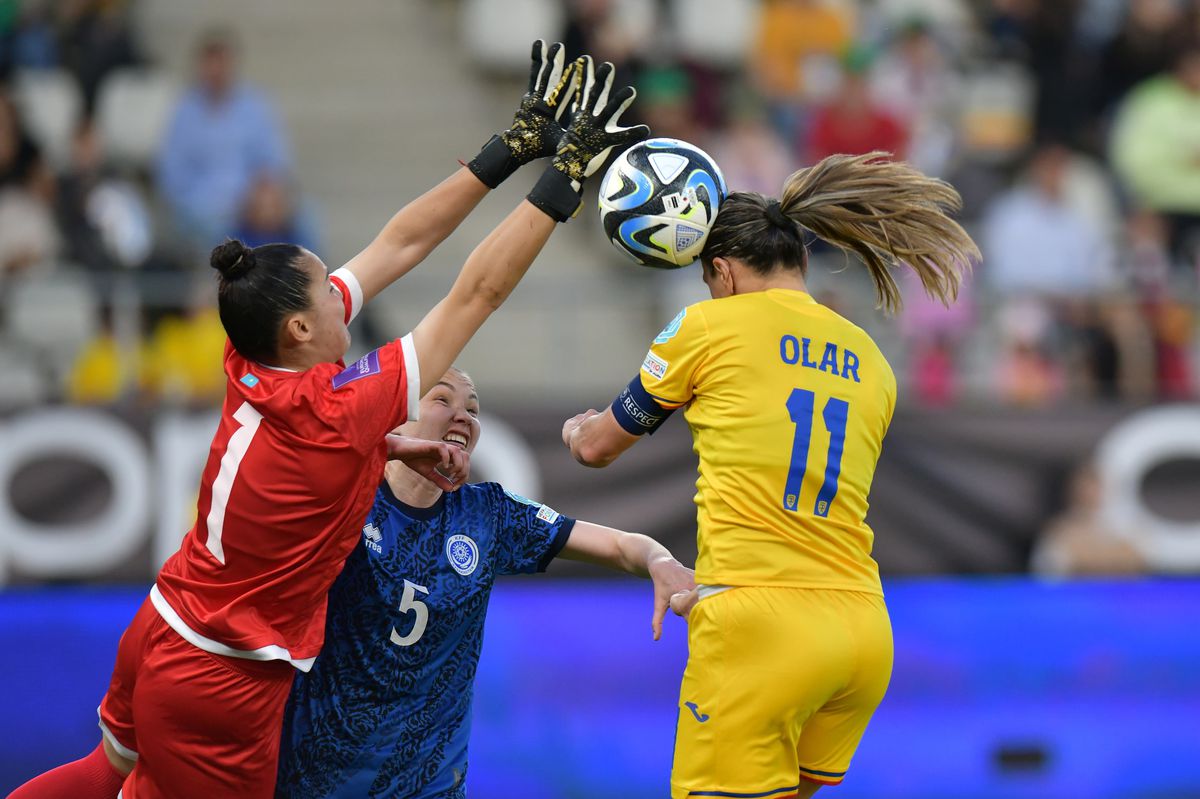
[779,152,978,312]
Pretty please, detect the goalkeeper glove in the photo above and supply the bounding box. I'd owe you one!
[527,55,650,222]
[468,40,578,188]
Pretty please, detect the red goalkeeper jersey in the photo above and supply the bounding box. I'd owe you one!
[153,268,420,670]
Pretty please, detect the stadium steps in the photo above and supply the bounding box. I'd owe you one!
[135,0,671,397]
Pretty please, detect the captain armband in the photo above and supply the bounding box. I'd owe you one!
[610,376,676,436]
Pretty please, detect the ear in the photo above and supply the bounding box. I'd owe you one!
[710,256,736,296]
[283,312,313,346]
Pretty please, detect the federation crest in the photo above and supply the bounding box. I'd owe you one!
[445,534,479,576]
[654,308,686,344]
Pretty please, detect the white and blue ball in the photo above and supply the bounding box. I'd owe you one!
[598,137,728,269]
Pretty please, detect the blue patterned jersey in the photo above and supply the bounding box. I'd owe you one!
[276,481,574,798]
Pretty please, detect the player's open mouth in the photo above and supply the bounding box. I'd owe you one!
[443,433,469,449]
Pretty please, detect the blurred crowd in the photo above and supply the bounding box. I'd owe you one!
[0,0,1198,412]
[562,0,1200,407]
[0,1,314,408]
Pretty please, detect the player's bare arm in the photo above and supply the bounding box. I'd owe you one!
[339,171,490,304]
[557,521,695,640]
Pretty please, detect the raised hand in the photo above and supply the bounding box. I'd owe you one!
[527,55,650,222]
[468,40,578,189]
[384,434,470,492]
[554,56,649,185]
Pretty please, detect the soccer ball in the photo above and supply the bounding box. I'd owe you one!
[598,137,728,269]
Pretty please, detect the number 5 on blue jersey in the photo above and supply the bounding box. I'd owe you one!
[783,389,849,518]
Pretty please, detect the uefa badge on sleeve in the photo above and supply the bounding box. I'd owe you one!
[446,535,479,576]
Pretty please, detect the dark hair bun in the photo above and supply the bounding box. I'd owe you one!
[210,239,256,280]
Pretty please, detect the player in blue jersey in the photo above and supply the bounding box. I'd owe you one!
[276,367,695,799]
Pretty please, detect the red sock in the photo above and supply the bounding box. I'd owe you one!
[6,744,127,798]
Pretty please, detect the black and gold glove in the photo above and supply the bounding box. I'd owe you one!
[468,40,578,189]
[527,55,650,222]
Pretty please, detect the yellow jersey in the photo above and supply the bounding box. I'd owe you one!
[639,289,895,594]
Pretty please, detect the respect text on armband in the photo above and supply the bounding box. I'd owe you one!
[620,391,664,428]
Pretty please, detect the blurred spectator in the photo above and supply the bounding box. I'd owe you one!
[56,118,153,273]
[750,0,854,139]
[704,93,793,196]
[65,311,130,404]
[1030,461,1146,577]
[0,90,49,193]
[69,283,225,406]
[805,46,908,162]
[57,0,143,113]
[1149,300,1196,399]
[141,299,226,405]
[983,0,1092,142]
[1179,1,1200,45]
[981,142,1115,297]
[862,0,974,53]
[562,0,653,91]
[2,0,58,72]
[1062,301,1122,400]
[869,17,963,175]
[981,0,1034,58]
[1093,0,1184,120]
[0,186,59,280]
[995,336,1065,406]
[232,173,318,252]
[157,26,291,249]
[1077,0,1132,48]
[1025,1,1090,142]
[1110,39,1200,267]
[909,334,958,406]
[0,91,57,281]
[1105,300,1158,399]
[1124,209,1174,297]
[634,66,698,143]
[897,266,976,406]
[992,299,1066,406]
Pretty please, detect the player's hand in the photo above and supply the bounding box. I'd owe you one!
[649,556,695,641]
[561,408,601,449]
[504,40,578,164]
[668,587,699,621]
[384,435,470,492]
[467,40,578,188]
[527,55,650,221]
[554,55,649,184]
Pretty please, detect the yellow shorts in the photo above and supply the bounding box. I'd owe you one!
[670,586,893,799]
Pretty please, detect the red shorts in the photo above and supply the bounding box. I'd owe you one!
[98,596,296,799]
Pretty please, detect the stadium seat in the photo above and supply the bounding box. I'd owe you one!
[0,340,49,406]
[95,68,180,169]
[10,69,83,170]
[460,0,564,74]
[4,269,100,385]
[669,0,760,68]
[958,61,1035,162]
